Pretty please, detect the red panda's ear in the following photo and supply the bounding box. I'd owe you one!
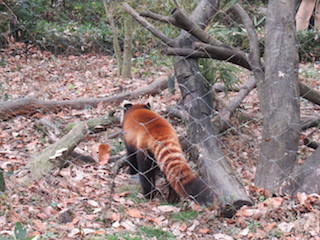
[145,103,151,110]
[123,103,133,112]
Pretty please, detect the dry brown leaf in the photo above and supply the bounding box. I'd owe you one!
[8,209,24,223]
[264,222,277,232]
[146,216,163,226]
[33,219,46,231]
[94,230,105,235]
[110,212,121,222]
[126,208,142,219]
[179,222,188,232]
[199,228,210,234]
[156,205,180,213]
[264,197,284,208]
[98,143,110,165]
[213,233,234,240]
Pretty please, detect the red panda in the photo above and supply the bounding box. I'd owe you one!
[122,103,215,205]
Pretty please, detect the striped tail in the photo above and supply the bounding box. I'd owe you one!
[150,137,197,198]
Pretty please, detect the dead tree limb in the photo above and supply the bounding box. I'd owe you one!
[300,117,320,130]
[140,8,222,46]
[219,77,257,132]
[18,115,118,184]
[35,118,96,163]
[299,82,320,106]
[0,76,168,120]
[231,3,264,81]
[194,42,252,70]
[212,83,242,92]
[123,3,175,47]
[284,145,320,195]
[171,7,222,46]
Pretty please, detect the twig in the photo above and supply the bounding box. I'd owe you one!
[300,117,320,130]
[219,77,256,132]
[231,4,263,73]
[192,42,252,70]
[122,3,176,47]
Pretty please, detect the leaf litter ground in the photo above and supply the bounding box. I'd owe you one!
[0,45,320,240]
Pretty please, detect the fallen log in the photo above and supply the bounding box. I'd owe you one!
[18,115,118,184]
[0,76,168,120]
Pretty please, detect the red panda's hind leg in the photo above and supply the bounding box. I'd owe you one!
[136,151,159,199]
[167,185,180,203]
[125,145,139,174]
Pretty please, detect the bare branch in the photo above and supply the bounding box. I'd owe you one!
[193,42,252,70]
[171,7,222,46]
[303,138,319,149]
[300,117,320,130]
[212,83,242,92]
[122,3,175,47]
[231,4,263,72]
[35,118,96,163]
[140,10,177,25]
[299,82,320,106]
[219,77,257,132]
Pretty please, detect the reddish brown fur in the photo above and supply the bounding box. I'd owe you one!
[122,104,196,197]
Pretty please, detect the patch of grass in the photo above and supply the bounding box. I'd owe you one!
[110,137,125,156]
[120,185,147,204]
[170,211,198,222]
[246,219,262,233]
[103,234,143,240]
[0,222,38,240]
[300,63,320,79]
[139,226,175,240]
[96,229,174,240]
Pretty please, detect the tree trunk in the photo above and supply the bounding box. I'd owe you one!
[103,0,122,76]
[254,0,300,194]
[122,18,133,78]
[0,168,5,192]
[295,0,316,30]
[174,0,252,214]
[284,146,320,195]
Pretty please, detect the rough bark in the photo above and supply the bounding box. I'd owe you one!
[163,43,252,70]
[0,168,5,192]
[0,76,168,120]
[35,118,96,163]
[19,115,117,184]
[219,76,256,132]
[283,146,320,195]
[103,0,122,76]
[254,0,300,194]
[122,18,133,78]
[173,0,252,214]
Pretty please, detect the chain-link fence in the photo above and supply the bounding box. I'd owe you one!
[0,0,320,239]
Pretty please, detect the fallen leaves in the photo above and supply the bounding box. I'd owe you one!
[1,47,320,240]
[126,208,143,219]
[98,143,110,165]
